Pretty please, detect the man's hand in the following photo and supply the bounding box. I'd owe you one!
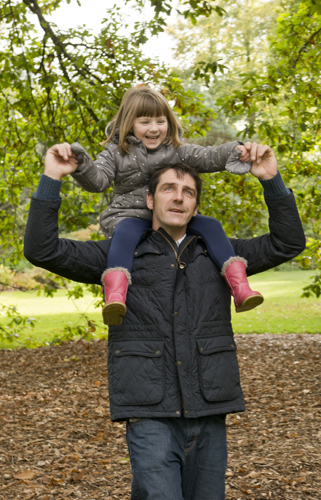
[44,143,78,180]
[242,142,277,180]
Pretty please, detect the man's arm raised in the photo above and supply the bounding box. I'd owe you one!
[24,147,109,285]
[230,143,305,275]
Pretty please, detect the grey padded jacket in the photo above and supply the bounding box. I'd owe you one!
[71,137,251,237]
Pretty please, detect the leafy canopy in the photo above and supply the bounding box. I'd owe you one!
[169,0,321,296]
[0,0,215,261]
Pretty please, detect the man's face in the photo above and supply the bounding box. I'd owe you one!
[146,170,198,238]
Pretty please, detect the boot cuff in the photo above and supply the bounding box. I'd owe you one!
[101,267,132,286]
[221,256,248,276]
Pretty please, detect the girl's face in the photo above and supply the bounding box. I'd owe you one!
[133,116,168,150]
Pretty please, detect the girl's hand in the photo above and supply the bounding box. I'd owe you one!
[242,142,278,180]
[44,143,78,180]
[236,144,251,163]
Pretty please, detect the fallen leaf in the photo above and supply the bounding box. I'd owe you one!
[74,470,86,481]
[95,406,106,414]
[14,470,37,480]
[245,471,261,479]
[296,475,307,483]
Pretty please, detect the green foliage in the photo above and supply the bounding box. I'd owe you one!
[66,283,104,308]
[169,0,321,297]
[193,60,228,87]
[0,288,109,348]
[216,0,321,296]
[178,1,226,25]
[0,0,215,263]
[0,264,39,290]
[0,304,36,344]
[48,317,99,346]
[301,274,321,298]
[168,0,281,89]
[200,172,269,237]
[131,0,226,26]
[0,0,218,330]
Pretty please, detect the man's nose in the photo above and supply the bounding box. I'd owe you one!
[173,189,183,202]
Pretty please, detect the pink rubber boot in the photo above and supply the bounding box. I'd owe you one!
[102,268,131,326]
[222,258,264,313]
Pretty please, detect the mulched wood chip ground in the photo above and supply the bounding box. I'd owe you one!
[0,333,320,500]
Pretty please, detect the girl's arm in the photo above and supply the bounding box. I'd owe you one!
[70,142,117,193]
[180,141,252,175]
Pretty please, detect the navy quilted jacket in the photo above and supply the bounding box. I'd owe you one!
[24,192,305,421]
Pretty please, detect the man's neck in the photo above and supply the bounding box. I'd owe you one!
[153,225,187,242]
[175,234,186,247]
[154,227,187,248]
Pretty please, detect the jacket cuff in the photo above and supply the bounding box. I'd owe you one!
[33,174,62,201]
[259,171,291,199]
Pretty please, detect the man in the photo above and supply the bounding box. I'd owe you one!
[24,143,305,500]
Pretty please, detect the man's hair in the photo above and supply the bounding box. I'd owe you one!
[148,164,202,205]
[102,86,183,154]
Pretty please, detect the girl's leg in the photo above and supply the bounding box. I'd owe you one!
[187,215,263,313]
[187,214,235,269]
[102,218,151,326]
[107,218,152,271]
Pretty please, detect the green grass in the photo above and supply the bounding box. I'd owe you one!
[0,289,108,349]
[0,270,320,349]
[232,270,320,334]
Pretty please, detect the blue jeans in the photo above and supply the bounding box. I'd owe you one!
[126,414,227,500]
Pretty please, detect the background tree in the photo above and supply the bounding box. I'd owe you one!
[168,0,320,294]
[1,0,319,334]
[0,0,232,339]
[0,0,217,268]
[218,0,321,296]
[167,0,284,238]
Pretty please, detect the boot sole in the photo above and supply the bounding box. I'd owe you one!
[235,295,264,313]
[102,302,126,326]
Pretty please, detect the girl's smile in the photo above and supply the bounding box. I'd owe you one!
[133,116,168,150]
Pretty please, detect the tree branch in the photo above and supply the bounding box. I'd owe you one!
[22,0,101,86]
[291,27,321,69]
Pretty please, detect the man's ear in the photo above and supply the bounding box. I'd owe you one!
[146,193,154,211]
[192,204,198,217]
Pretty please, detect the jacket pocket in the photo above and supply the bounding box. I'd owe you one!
[196,336,240,402]
[111,340,165,406]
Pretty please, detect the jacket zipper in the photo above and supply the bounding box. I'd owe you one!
[157,232,196,269]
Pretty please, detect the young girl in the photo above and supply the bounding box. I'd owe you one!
[58,86,263,325]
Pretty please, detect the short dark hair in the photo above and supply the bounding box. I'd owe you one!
[148,164,202,205]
